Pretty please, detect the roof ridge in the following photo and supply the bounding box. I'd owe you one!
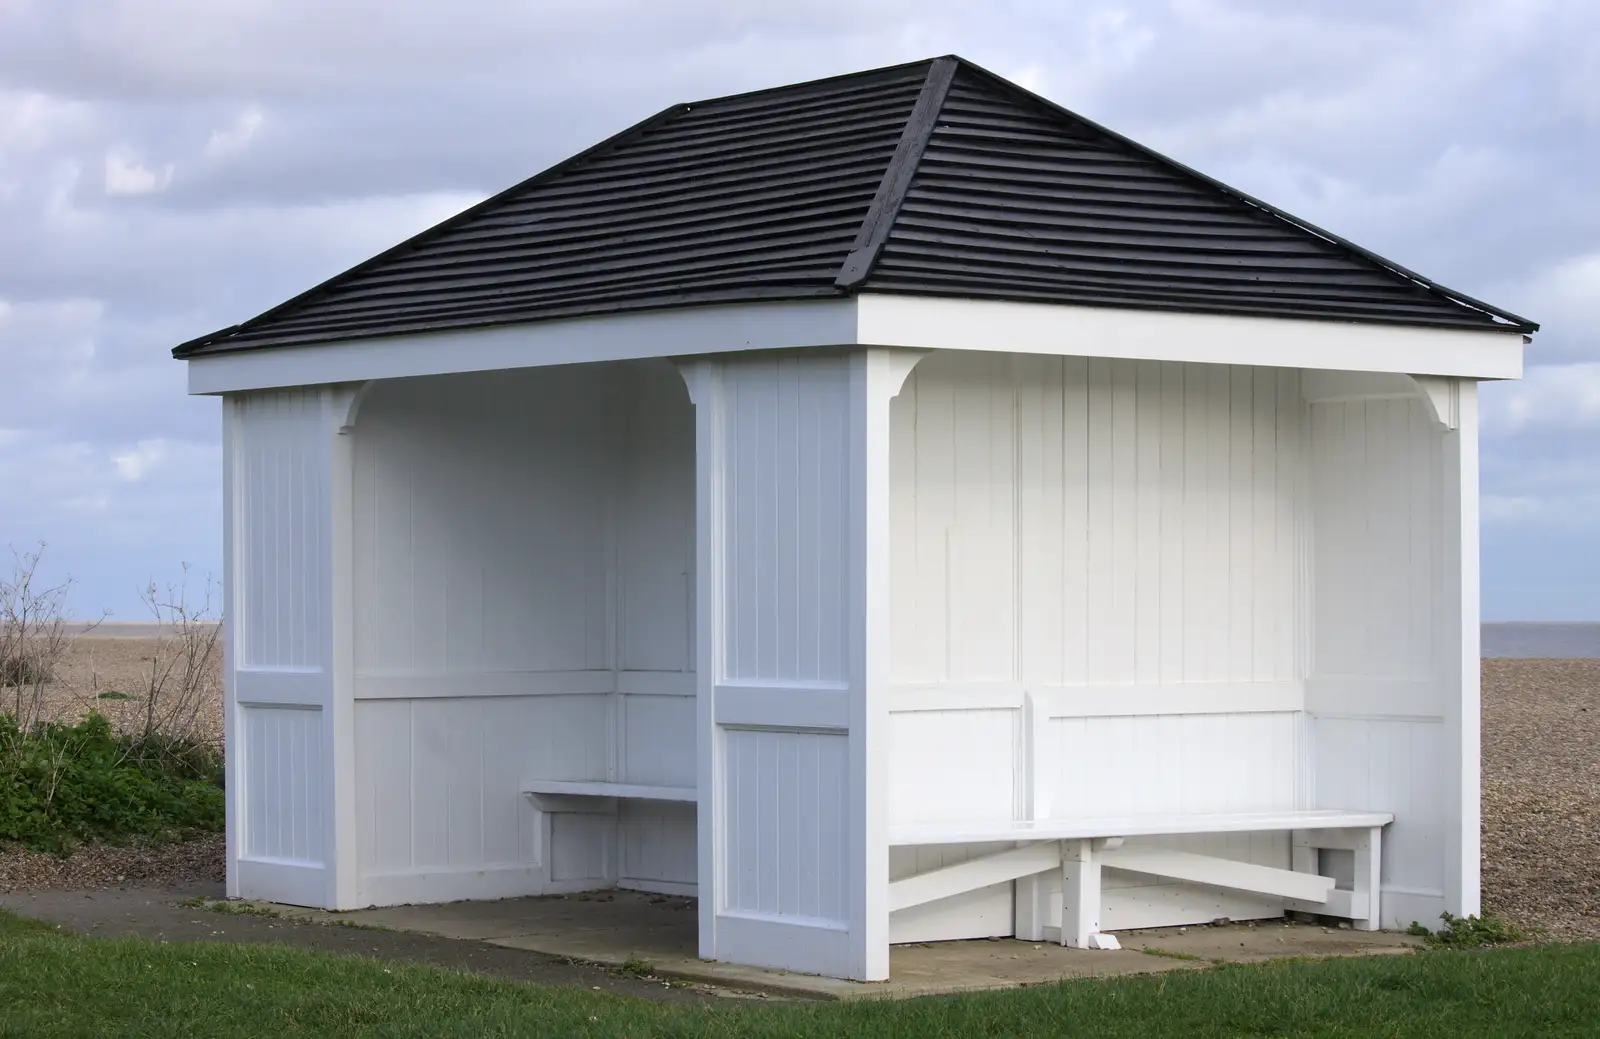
[834,56,958,290]
[682,55,946,111]
[945,59,1537,333]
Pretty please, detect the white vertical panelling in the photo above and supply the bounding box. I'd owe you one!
[1307,390,1460,926]
[888,710,1018,824]
[887,708,1019,942]
[720,355,850,683]
[620,695,696,787]
[235,389,328,669]
[1046,712,1299,818]
[354,366,620,676]
[620,802,698,889]
[241,706,326,863]
[890,354,1305,689]
[683,348,903,979]
[722,728,849,922]
[619,360,696,672]
[551,814,613,882]
[352,694,607,874]
[348,361,697,903]
[229,387,348,909]
[1309,398,1441,680]
[886,353,1310,939]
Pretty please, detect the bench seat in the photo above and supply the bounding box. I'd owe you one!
[888,808,1393,948]
[522,781,696,813]
[889,809,1392,846]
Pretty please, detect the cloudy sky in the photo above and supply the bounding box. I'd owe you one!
[1,0,1595,620]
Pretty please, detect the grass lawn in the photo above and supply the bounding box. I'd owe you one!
[1,911,1595,1038]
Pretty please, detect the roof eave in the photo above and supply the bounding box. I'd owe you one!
[946,58,1538,336]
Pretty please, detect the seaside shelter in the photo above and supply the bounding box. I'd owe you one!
[174,56,1536,981]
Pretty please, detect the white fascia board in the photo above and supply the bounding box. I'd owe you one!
[188,293,1528,394]
[186,299,860,394]
[855,294,1525,380]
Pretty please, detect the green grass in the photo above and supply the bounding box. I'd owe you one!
[2,909,1597,1037]
[1139,946,1207,961]
[176,896,280,918]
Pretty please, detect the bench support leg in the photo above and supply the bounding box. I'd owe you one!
[1059,839,1102,948]
[1352,826,1381,931]
[1291,826,1383,930]
[1014,872,1049,942]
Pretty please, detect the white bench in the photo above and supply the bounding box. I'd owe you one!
[522,780,696,813]
[889,809,1392,948]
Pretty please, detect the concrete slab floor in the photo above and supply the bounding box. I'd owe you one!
[270,891,1424,1001]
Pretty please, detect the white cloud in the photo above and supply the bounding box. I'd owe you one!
[0,0,1593,617]
[110,438,169,482]
[1489,252,1600,364]
[1482,362,1600,435]
[1482,494,1548,524]
[103,149,173,195]
[204,105,264,160]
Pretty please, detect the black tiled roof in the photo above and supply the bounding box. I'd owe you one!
[175,57,1534,357]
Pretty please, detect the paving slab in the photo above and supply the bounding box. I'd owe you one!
[281,889,1422,1000]
[0,886,722,1003]
[1117,918,1423,962]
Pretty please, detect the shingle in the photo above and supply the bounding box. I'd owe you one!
[174,56,1534,357]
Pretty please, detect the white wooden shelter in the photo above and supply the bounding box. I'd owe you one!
[177,57,1536,981]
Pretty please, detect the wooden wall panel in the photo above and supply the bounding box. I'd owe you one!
[722,728,849,923]
[241,705,326,864]
[619,360,696,672]
[889,353,1305,689]
[1307,394,1453,926]
[353,367,617,677]
[349,361,697,901]
[885,352,1310,936]
[234,389,328,669]
[620,802,698,889]
[352,694,608,879]
[719,355,851,684]
[620,694,696,788]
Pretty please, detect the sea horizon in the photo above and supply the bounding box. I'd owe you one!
[59,619,1600,659]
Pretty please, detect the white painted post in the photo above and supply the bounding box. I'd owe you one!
[1352,826,1383,931]
[676,359,724,964]
[676,348,922,982]
[1442,379,1482,919]
[1290,830,1319,880]
[850,347,924,981]
[1014,691,1048,941]
[1059,838,1101,948]
[225,385,361,910]
[325,386,360,909]
[221,397,240,900]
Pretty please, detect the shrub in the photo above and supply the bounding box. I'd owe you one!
[1412,912,1529,949]
[0,711,224,854]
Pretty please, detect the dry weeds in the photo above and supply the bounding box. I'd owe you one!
[32,633,224,743]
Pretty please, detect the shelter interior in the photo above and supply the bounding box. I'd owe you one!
[234,347,1465,947]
